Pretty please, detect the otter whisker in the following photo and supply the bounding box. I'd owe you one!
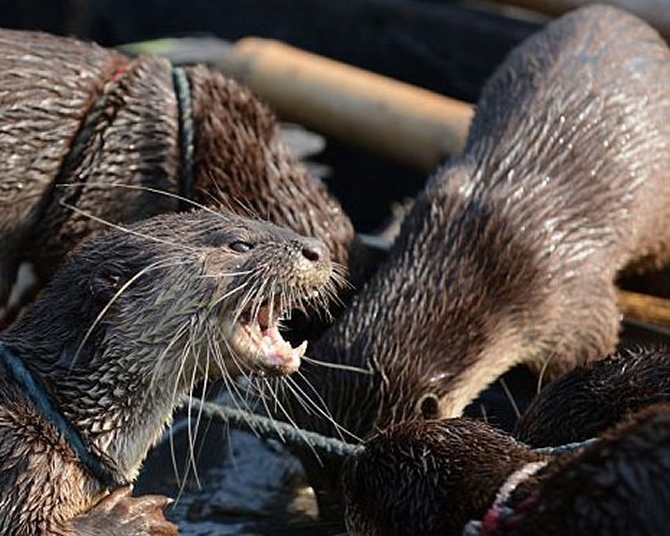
[536,352,557,395]
[230,282,259,325]
[217,333,259,412]
[60,201,199,252]
[232,196,264,222]
[286,372,360,442]
[258,375,286,415]
[168,333,196,493]
[301,355,373,375]
[498,377,521,420]
[182,348,208,493]
[198,169,230,210]
[149,320,191,389]
[257,379,288,443]
[211,281,250,309]
[206,326,233,386]
[247,276,269,325]
[197,270,253,280]
[268,377,283,414]
[57,181,218,217]
[276,379,319,421]
[259,377,324,464]
[240,376,277,406]
[206,324,253,413]
[198,169,264,222]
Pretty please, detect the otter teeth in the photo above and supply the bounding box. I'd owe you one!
[242,302,306,373]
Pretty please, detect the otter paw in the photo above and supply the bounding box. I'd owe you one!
[72,487,179,536]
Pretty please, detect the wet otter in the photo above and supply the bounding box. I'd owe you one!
[516,346,670,447]
[282,3,670,514]
[344,404,670,536]
[0,207,334,534]
[0,28,355,320]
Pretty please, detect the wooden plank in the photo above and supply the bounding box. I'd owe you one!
[489,0,670,40]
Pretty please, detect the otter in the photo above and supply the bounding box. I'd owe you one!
[280,4,670,515]
[0,28,355,322]
[516,346,670,447]
[343,404,670,536]
[0,207,335,534]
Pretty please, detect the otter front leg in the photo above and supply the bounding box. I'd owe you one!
[58,487,178,536]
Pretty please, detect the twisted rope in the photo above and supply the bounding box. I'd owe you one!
[194,401,598,536]
[172,66,195,210]
[193,399,596,460]
[193,399,363,458]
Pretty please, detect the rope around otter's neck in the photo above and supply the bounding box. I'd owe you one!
[190,399,595,461]
[192,399,364,458]
[196,400,599,535]
[30,61,132,240]
[171,66,195,210]
[0,343,128,490]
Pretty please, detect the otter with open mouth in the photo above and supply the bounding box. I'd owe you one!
[0,207,335,535]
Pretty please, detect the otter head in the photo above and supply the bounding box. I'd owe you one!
[3,208,337,480]
[80,209,334,377]
[342,419,542,536]
[186,66,355,274]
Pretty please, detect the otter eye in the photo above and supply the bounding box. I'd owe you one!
[229,241,254,253]
[90,265,124,305]
[416,393,440,419]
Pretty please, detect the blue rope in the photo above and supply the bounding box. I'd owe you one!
[172,67,195,211]
[533,437,598,455]
[0,344,126,490]
[194,400,364,458]
[196,399,597,461]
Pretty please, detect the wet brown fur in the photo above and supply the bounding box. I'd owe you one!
[513,403,670,536]
[285,4,670,515]
[516,346,670,447]
[0,208,334,535]
[0,28,354,310]
[343,419,542,536]
[344,403,670,536]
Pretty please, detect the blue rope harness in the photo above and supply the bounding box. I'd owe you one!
[0,343,126,490]
[172,66,195,211]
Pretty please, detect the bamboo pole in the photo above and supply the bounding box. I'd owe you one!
[214,38,474,172]
[618,290,670,330]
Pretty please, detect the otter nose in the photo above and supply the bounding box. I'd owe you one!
[301,238,330,263]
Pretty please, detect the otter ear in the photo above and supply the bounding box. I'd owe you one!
[89,262,124,305]
[415,393,441,419]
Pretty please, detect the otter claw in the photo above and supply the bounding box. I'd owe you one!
[70,486,179,536]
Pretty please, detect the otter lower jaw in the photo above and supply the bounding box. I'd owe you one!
[233,298,309,375]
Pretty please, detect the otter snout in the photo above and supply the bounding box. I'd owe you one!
[299,237,329,264]
[289,237,333,290]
